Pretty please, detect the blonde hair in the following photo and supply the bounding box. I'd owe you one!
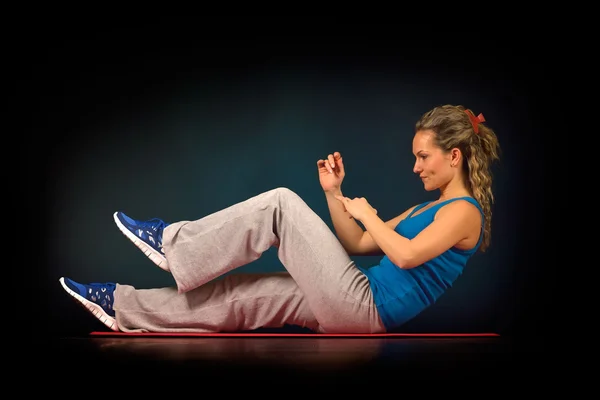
[415,104,501,252]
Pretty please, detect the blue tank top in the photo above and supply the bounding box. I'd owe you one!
[358,196,484,331]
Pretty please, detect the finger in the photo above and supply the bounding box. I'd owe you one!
[317,159,329,172]
[327,154,335,169]
[323,156,333,173]
[333,152,343,171]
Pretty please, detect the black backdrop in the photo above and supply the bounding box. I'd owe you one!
[18,18,552,349]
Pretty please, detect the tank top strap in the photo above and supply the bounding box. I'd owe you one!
[440,196,482,214]
[406,201,432,218]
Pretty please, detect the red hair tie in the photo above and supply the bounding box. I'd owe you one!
[465,110,485,134]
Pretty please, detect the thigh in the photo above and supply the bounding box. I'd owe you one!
[276,188,384,332]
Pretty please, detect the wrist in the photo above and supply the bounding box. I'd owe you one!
[324,188,342,196]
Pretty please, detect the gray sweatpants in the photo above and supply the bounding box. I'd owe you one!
[113,187,386,334]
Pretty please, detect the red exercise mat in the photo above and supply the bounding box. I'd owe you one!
[90,331,500,337]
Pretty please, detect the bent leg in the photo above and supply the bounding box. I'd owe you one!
[114,272,320,333]
[162,187,385,333]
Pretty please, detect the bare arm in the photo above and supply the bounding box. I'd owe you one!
[351,205,417,256]
[359,200,481,269]
[318,151,411,256]
[324,189,365,254]
[317,151,368,254]
[327,192,418,256]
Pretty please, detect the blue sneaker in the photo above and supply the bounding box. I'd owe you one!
[59,277,119,331]
[113,211,169,271]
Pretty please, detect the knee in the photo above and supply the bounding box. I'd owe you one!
[273,187,302,203]
[263,187,306,211]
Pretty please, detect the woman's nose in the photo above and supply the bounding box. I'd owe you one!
[413,162,421,174]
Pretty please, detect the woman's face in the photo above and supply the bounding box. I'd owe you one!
[412,130,454,191]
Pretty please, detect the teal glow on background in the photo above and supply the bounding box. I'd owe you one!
[33,27,546,337]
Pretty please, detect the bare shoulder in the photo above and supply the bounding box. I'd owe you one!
[436,199,482,249]
[436,198,481,221]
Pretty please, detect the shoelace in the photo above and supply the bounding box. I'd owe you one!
[138,218,167,232]
[138,218,166,242]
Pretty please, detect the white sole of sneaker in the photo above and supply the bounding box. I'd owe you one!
[113,212,169,271]
[59,277,119,332]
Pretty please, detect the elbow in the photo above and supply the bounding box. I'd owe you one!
[342,242,360,256]
[390,252,418,270]
[346,248,358,256]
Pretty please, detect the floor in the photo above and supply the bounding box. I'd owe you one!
[29,332,544,387]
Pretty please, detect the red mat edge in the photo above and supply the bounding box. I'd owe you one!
[90,331,500,337]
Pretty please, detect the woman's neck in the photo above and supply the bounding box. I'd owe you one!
[438,176,471,201]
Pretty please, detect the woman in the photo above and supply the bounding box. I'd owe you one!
[60,104,501,333]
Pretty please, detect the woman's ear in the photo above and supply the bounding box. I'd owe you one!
[451,148,461,167]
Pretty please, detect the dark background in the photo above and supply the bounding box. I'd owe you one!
[19,18,552,348]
